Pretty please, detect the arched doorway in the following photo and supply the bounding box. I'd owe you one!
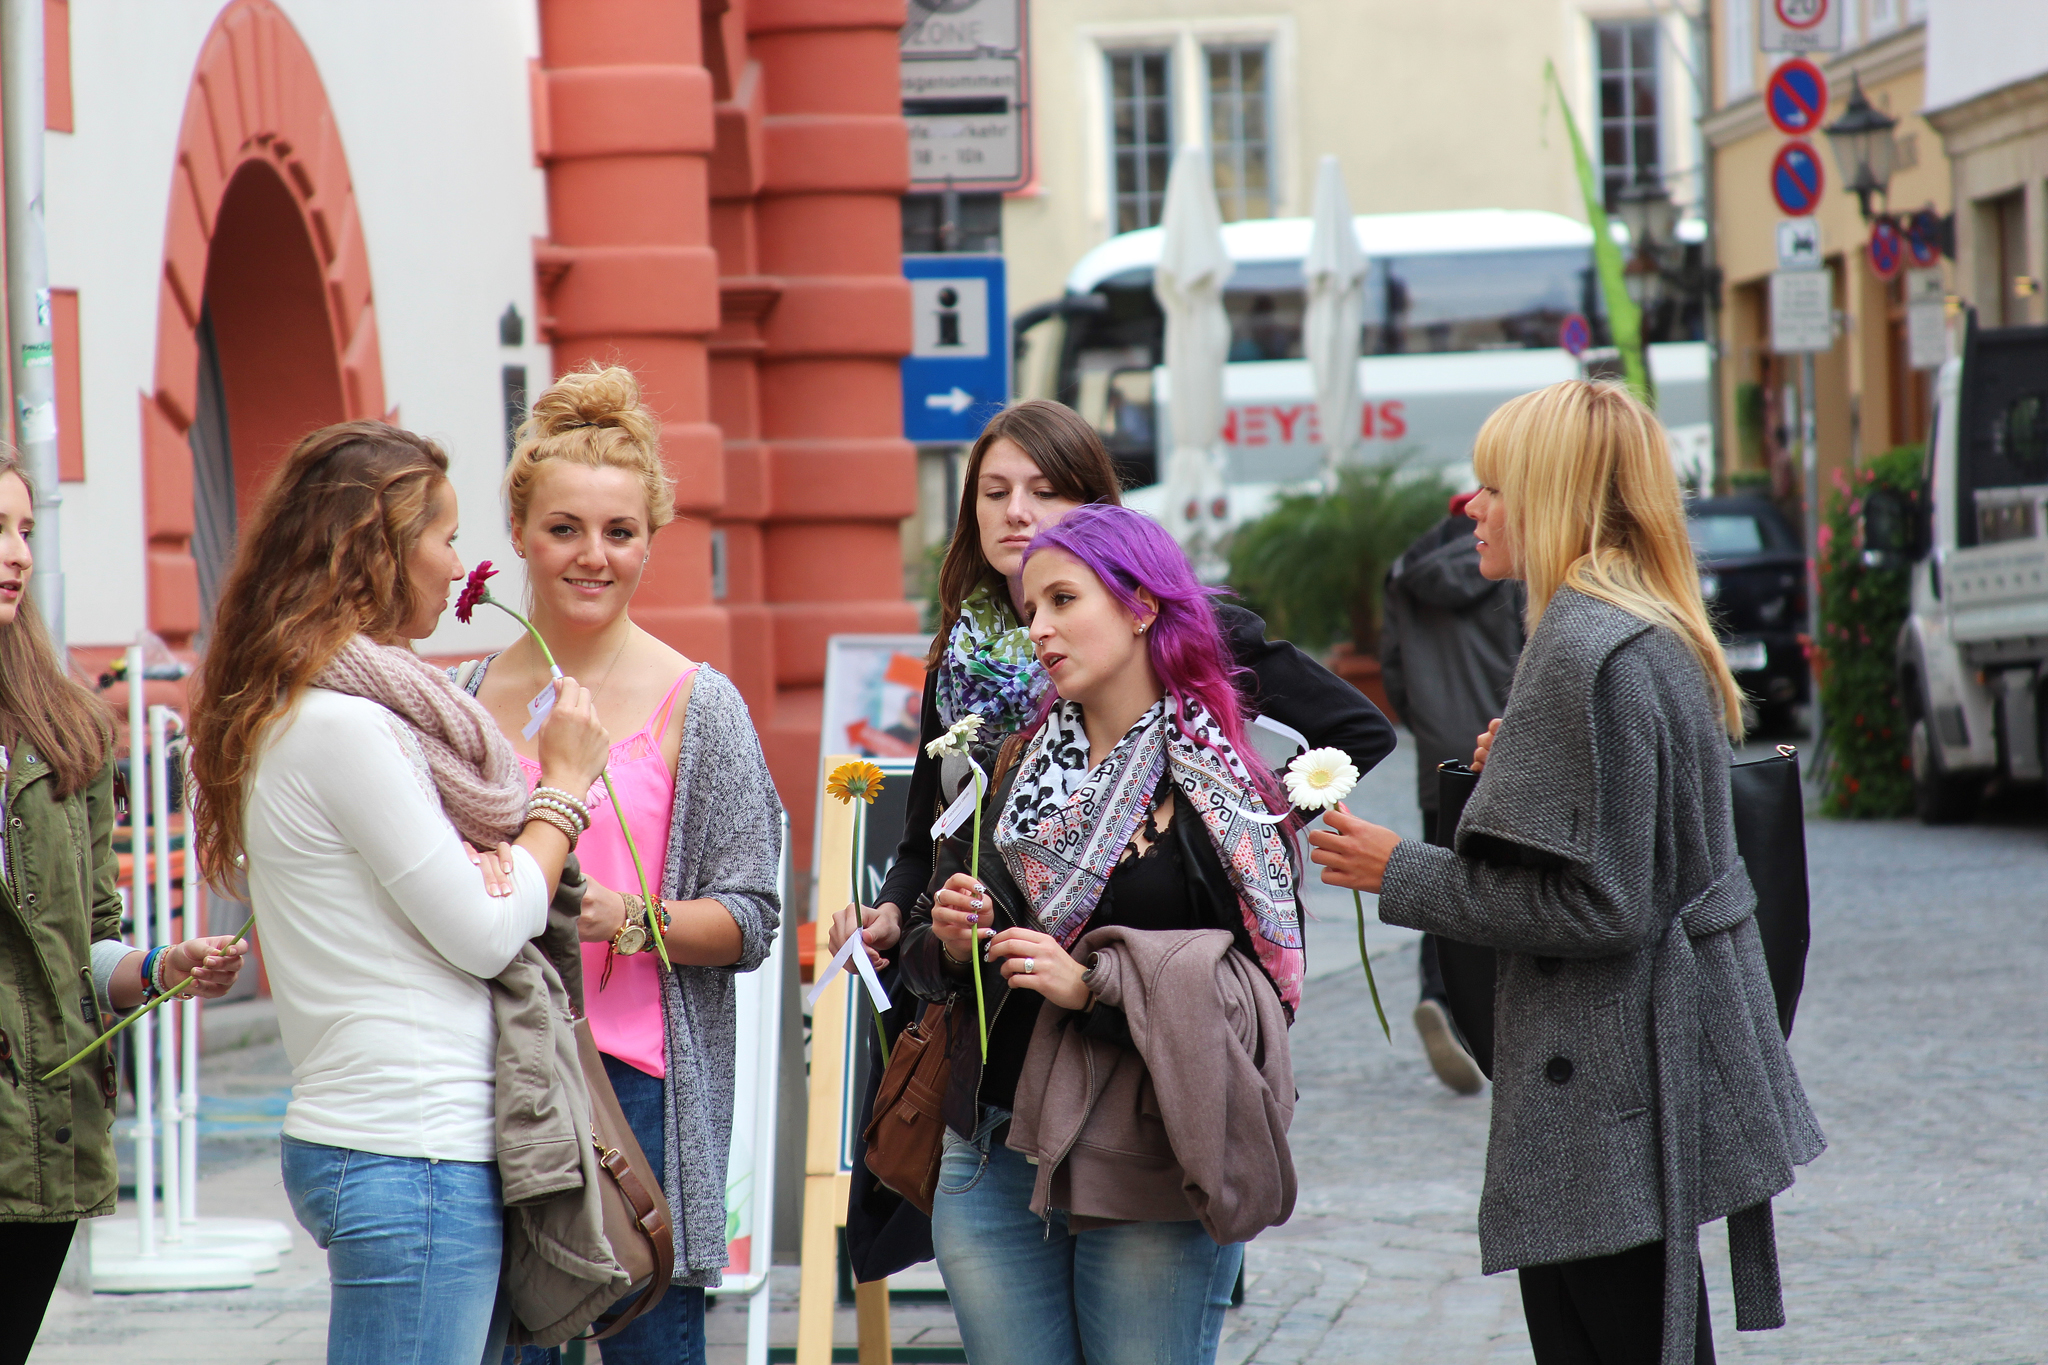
[143,0,386,647]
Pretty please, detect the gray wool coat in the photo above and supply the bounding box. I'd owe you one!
[463,658,784,1288]
[1378,589,1825,1364]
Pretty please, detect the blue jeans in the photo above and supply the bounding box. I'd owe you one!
[281,1135,506,1365]
[929,1109,1233,1365]
[506,1053,705,1365]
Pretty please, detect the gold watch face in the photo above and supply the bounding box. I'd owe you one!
[615,921,649,955]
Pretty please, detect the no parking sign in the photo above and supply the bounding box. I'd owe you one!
[1770,141,1825,217]
[1867,220,1904,281]
[1765,59,1829,137]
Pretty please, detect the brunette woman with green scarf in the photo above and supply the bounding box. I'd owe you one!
[0,451,248,1362]
[827,400,1396,1317]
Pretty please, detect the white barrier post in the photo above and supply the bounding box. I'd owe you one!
[126,649,154,1259]
[88,677,258,1291]
[149,706,182,1243]
[180,756,201,1224]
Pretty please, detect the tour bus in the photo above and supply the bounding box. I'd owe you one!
[1017,208,1712,516]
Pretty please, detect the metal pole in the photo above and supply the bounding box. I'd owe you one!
[1,0,64,652]
[126,649,154,1257]
[1800,350,1823,748]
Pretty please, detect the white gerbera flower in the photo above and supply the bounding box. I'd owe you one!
[1284,747,1360,811]
[925,712,986,760]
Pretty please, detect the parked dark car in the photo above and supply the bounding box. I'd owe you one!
[1687,496,1809,732]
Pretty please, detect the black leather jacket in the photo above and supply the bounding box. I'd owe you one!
[897,764,1275,1141]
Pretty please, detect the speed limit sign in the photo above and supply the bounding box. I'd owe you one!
[1762,0,1841,52]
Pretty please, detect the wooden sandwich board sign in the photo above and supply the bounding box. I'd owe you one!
[798,755,918,1365]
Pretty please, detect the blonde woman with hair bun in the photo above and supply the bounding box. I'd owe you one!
[1309,381,1824,1364]
[465,364,783,1365]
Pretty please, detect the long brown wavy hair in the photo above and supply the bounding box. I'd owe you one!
[189,421,450,880]
[0,451,114,797]
[927,400,1125,666]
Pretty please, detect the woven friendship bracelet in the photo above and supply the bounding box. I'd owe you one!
[525,803,581,848]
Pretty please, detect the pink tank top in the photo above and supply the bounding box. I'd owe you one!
[519,667,696,1079]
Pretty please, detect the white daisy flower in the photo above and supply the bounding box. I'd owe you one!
[925,712,986,760]
[1284,747,1360,811]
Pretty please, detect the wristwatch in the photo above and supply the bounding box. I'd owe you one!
[611,917,650,956]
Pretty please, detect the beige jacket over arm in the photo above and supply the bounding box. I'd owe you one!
[1004,926,1295,1246]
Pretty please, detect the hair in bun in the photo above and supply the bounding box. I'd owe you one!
[504,363,675,531]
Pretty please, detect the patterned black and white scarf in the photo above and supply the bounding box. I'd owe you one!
[994,695,1304,1010]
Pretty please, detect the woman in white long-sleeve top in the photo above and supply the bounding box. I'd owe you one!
[190,421,612,1365]
[1310,381,1823,1365]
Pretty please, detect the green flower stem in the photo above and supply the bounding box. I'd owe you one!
[43,912,258,1082]
[1353,889,1391,1042]
[969,768,988,1062]
[852,801,888,1067]
[486,597,669,971]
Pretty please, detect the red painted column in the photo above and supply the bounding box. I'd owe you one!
[533,0,728,665]
[748,0,916,868]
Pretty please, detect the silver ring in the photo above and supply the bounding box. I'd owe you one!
[1022,957,1036,975]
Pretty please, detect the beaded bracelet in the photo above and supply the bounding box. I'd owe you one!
[525,803,581,849]
[139,945,169,1001]
[530,786,592,827]
[527,794,590,835]
[152,944,177,996]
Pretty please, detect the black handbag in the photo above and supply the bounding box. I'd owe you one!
[1430,745,1810,1081]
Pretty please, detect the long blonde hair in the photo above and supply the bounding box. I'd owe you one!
[505,364,674,531]
[1472,381,1745,737]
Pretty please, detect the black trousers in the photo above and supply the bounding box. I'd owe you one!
[1518,1240,1715,1365]
[0,1220,76,1365]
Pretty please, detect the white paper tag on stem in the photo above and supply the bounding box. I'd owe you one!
[930,759,988,841]
[804,926,892,1016]
[521,678,557,740]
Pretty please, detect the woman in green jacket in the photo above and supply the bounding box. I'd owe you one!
[0,450,248,1364]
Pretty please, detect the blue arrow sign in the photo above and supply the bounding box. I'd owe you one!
[902,254,1009,443]
[1770,141,1824,217]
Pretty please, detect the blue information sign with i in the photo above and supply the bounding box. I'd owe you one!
[902,254,1009,443]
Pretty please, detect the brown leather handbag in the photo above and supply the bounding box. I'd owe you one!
[861,999,955,1215]
[575,1016,675,1340]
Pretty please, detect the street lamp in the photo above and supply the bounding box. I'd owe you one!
[1824,76,1899,222]
[1614,179,1680,316]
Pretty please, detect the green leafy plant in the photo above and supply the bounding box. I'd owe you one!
[1815,443,1923,817]
[1226,462,1453,652]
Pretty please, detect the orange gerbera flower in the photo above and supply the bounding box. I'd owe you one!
[825,760,886,806]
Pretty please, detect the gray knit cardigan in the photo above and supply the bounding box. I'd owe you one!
[1378,589,1824,1364]
[463,658,784,1287]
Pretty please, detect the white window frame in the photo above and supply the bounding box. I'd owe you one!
[1078,17,1296,241]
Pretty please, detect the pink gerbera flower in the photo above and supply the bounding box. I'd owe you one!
[454,561,498,624]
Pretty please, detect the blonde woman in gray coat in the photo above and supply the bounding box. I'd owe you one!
[1309,380,1824,1365]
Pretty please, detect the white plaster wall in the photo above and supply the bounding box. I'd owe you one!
[45,1,551,654]
[1925,0,2048,113]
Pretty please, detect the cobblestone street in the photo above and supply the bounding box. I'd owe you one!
[32,742,2048,1363]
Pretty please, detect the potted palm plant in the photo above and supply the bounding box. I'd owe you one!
[1225,463,1452,719]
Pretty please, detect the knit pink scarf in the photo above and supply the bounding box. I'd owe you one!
[312,635,528,846]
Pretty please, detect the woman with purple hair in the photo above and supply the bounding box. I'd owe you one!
[895,504,1303,1365]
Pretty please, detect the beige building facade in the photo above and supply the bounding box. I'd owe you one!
[990,0,1710,321]
[1704,5,1945,501]
[1923,0,2048,331]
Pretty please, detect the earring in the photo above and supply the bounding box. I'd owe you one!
[1137,623,1147,635]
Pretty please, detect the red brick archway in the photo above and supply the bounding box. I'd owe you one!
[142,0,386,647]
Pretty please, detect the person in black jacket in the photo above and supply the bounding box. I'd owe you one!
[1380,498,1524,1095]
[826,400,1393,1325]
